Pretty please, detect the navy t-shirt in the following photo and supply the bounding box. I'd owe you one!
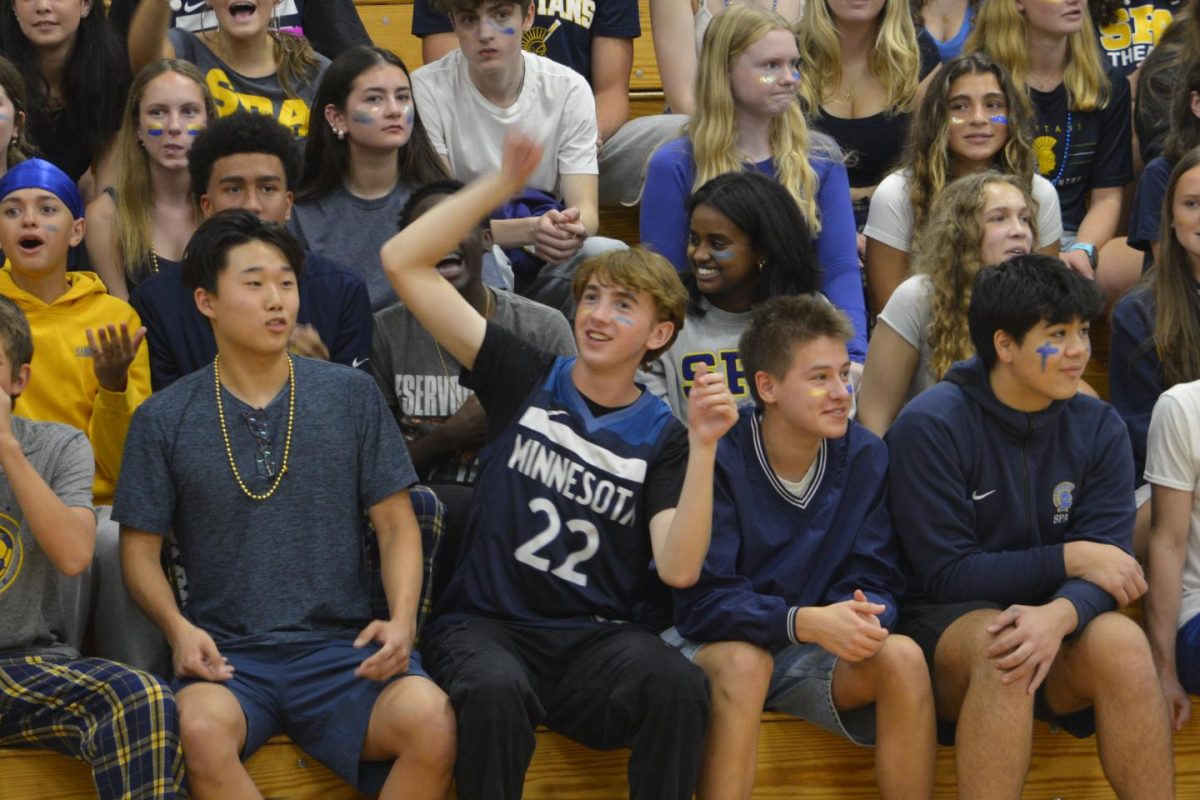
[412,0,640,83]
[1030,67,1134,234]
[1127,155,1172,268]
[1093,0,1184,76]
[112,358,417,647]
[809,30,940,226]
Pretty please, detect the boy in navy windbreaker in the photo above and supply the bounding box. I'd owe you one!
[887,255,1174,798]
[670,295,937,799]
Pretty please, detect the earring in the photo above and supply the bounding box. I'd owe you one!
[757,260,765,272]
[333,127,345,140]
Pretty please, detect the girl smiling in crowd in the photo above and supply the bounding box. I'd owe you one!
[85,60,215,299]
[293,46,447,311]
[864,51,1061,315]
[641,5,866,362]
[643,170,820,420]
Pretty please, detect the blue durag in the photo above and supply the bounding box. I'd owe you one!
[0,158,84,220]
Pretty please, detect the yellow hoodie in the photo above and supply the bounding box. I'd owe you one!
[0,267,151,505]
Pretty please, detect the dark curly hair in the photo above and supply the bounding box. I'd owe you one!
[188,113,303,203]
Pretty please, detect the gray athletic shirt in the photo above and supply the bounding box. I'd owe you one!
[292,183,414,312]
[169,28,330,138]
[112,357,417,648]
[0,418,95,658]
[371,290,575,485]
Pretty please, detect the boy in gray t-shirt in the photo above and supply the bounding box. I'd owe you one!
[114,210,455,799]
[372,180,575,598]
[0,296,185,799]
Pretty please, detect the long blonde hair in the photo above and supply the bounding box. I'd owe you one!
[114,60,216,282]
[966,0,1110,112]
[798,0,922,115]
[692,4,822,233]
[913,171,1038,380]
[902,52,1038,238]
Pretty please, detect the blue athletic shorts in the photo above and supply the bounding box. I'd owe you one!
[1177,612,1200,695]
[174,638,430,793]
[660,626,875,746]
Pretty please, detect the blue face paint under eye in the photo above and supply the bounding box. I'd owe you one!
[351,110,376,125]
[791,70,801,82]
[482,17,517,35]
[614,315,635,328]
[710,250,736,261]
[1036,342,1060,371]
[989,115,1009,125]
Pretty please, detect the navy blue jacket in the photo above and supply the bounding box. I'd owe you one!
[886,357,1135,635]
[130,252,371,391]
[674,407,903,650]
[1109,286,1161,482]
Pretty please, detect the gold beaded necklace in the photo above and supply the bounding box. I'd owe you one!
[214,354,295,501]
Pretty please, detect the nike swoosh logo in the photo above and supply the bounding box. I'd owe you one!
[972,490,996,501]
[182,0,206,12]
[352,357,368,369]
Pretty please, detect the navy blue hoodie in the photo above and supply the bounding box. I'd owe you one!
[886,356,1135,635]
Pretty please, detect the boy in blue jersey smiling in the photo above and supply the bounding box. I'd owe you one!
[668,294,937,800]
[887,254,1174,797]
[382,132,739,800]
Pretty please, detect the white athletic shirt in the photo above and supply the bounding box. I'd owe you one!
[1144,379,1200,629]
[864,171,1063,252]
[411,49,598,196]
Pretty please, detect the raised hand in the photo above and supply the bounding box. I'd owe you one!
[87,323,146,393]
[500,129,545,193]
[686,363,738,447]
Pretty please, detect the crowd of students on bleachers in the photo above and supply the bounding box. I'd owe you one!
[1,0,1199,798]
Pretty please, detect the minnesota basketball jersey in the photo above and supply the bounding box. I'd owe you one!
[435,356,680,628]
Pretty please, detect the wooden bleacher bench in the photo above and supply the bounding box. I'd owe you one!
[4,712,1199,798]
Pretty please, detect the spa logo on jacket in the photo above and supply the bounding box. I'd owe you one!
[1052,481,1076,525]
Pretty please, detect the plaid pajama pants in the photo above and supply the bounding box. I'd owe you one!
[0,656,186,799]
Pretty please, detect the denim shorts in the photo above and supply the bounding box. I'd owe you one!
[661,626,875,746]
